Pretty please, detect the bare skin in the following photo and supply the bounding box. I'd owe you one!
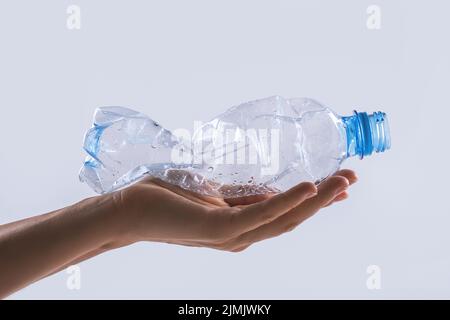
[0,169,357,298]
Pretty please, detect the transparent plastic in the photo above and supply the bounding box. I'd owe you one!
[79,96,391,197]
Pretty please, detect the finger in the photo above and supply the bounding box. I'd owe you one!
[222,181,318,236]
[230,244,251,252]
[323,191,349,207]
[333,169,358,185]
[297,176,349,212]
[323,169,357,207]
[224,193,275,207]
[333,191,349,202]
[228,176,348,246]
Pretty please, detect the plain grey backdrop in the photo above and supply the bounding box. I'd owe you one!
[1,0,449,299]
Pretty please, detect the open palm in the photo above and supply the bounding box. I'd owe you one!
[120,169,357,252]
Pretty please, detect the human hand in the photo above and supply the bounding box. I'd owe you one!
[114,169,357,252]
[0,168,356,297]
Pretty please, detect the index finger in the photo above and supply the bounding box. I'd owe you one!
[224,181,318,235]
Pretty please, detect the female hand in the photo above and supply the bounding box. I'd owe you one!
[0,168,356,297]
[116,169,357,252]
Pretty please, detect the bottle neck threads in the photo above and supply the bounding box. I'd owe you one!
[342,111,391,159]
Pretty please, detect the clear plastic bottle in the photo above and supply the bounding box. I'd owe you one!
[79,96,391,197]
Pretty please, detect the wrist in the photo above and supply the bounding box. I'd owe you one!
[73,192,136,250]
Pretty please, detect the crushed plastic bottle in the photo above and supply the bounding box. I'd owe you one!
[79,96,391,197]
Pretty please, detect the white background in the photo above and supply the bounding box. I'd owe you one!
[1,0,449,299]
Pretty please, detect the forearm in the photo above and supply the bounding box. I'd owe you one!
[0,193,127,298]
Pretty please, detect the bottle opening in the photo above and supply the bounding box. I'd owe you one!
[342,110,391,159]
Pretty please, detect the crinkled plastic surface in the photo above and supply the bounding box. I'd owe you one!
[79,96,346,197]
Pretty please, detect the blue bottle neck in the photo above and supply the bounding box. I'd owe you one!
[341,111,391,159]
